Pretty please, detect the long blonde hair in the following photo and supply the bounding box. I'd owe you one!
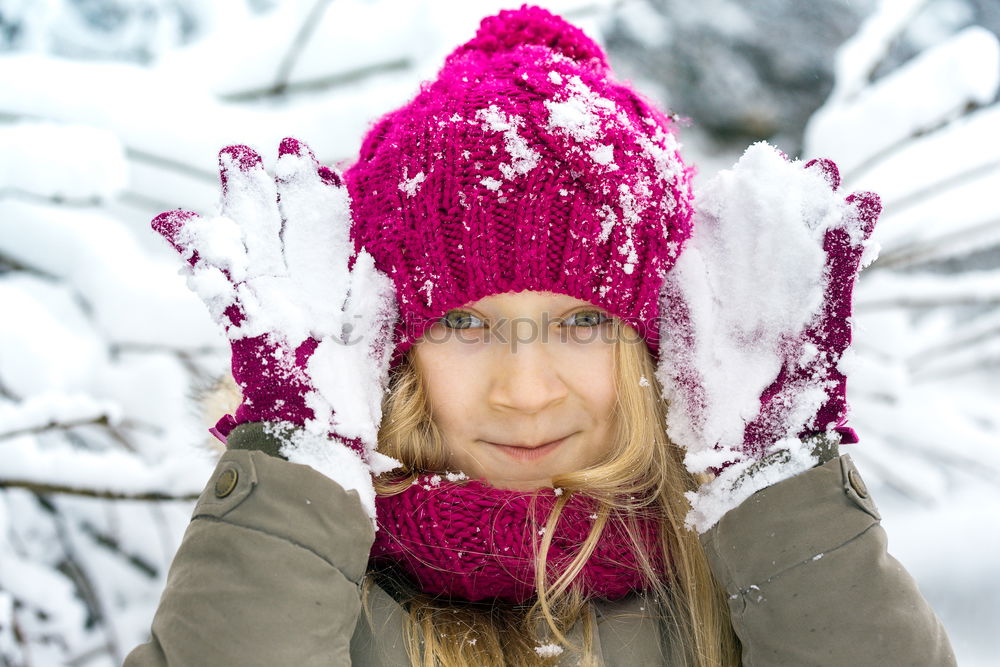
[368,318,740,666]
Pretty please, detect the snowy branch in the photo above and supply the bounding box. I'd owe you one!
[271,0,335,96]
[222,58,413,102]
[0,188,105,207]
[125,148,217,183]
[44,498,123,661]
[0,415,115,441]
[858,270,1000,309]
[0,395,121,438]
[872,219,1000,271]
[0,480,199,502]
[0,251,60,280]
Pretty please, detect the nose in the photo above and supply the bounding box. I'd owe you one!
[487,322,568,414]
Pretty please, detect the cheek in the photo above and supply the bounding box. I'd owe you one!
[414,340,489,438]
[550,336,617,420]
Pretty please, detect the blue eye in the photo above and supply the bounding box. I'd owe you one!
[563,310,609,327]
[440,310,484,329]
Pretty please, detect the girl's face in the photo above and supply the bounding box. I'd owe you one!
[411,290,619,491]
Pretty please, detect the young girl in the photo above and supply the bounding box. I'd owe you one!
[126,6,954,666]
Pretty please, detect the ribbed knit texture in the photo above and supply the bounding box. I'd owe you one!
[344,5,694,364]
[372,476,663,603]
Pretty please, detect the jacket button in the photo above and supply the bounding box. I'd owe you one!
[215,468,239,498]
[848,469,869,499]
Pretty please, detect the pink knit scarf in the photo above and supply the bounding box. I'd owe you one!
[371,474,665,604]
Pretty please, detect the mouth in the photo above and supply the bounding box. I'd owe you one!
[482,434,574,462]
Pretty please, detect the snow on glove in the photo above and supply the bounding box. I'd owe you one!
[152,138,399,516]
[656,142,880,532]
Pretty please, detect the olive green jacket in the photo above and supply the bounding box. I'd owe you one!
[125,428,955,666]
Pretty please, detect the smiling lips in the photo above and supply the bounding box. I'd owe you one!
[483,435,572,462]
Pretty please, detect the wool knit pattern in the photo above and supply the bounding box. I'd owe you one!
[372,474,664,603]
[344,5,694,363]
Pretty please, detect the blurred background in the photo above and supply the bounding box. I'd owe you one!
[1,0,998,664]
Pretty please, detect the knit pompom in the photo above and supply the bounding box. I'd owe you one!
[458,4,608,66]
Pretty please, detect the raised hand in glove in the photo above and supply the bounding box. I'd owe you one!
[656,142,880,532]
[152,138,398,515]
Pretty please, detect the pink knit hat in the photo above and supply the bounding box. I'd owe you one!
[344,5,694,363]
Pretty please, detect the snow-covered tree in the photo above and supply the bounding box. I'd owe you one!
[804,4,1000,660]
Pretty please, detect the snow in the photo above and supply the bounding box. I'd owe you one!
[0,199,221,348]
[597,204,618,243]
[612,0,672,49]
[481,176,502,191]
[3,432,214,497]
[1,0,998,663]
[662,146,829,445]
[684,438,822,532]
[398,169,426,197]
[825,0,930,105]
[588,143,615,165]
[476,105,540,180]
[615,183,641,274]
[801,3,1000,660]
[0,122,127,200]
[151,0,473,99]
[858,269,1000,307]
[534,642,564,657]
[0,4,601,662]
[0,53,421,216]
[877,478,1000,665]
[0,393,121,436]
[0,548,87,644]
[860,85,1000,203]
[806,26,1000,176]
[656,142,877,532]
[163,142,402,514]
[269,424,398,518]
[0,591,21,664]
[545,75,616,143]
[0,276,106,397]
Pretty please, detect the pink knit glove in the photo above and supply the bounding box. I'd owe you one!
[656,143,880,531]
[153,139,398,514]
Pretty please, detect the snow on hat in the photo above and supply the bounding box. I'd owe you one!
[344,4,694,363]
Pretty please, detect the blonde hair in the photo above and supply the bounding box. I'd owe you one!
[368,318,740,666]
